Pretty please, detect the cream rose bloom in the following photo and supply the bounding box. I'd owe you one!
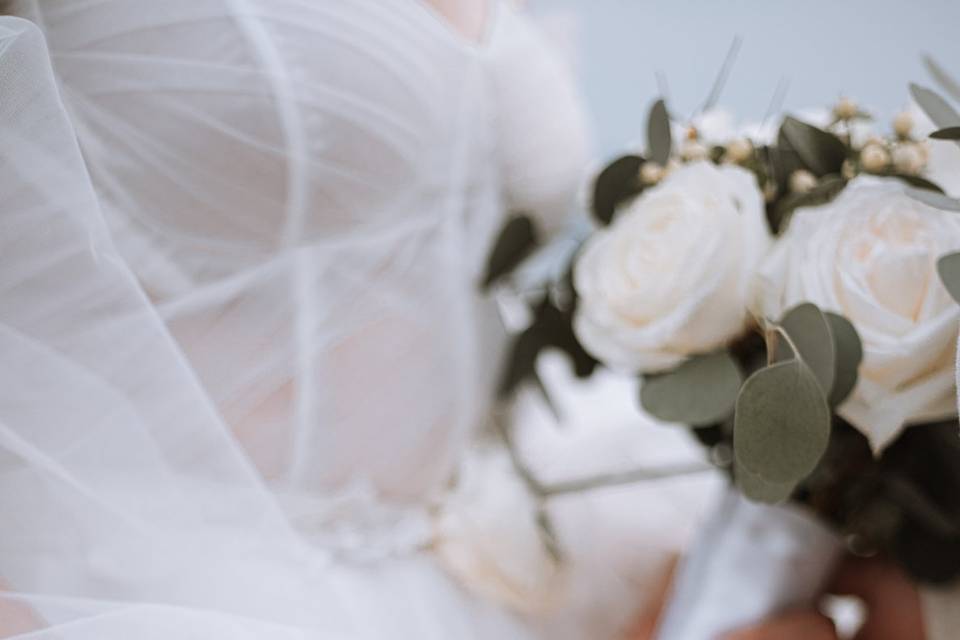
[432,451,566,615]
[755,177,960,451]
[573,161,771,372]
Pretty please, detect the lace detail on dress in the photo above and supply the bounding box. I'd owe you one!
[278,479,437,562]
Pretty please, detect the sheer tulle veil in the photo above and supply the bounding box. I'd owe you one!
[0,0,596,635]
[0,15,325,635]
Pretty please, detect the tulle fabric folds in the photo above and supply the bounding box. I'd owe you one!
[0,15,535,639]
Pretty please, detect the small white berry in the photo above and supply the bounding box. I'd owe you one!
[892,143,925,174]
[893,111,914,139]
[834,97,859,120]
[789,169,817,194]
[639,161,664,185]
[860,144,890,173]
[725,138,754,164]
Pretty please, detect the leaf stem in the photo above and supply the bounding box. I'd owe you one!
[696,35,743,116]
[491,406,547,496]
[540,461,716,498]
[760,76,790,135]
[769,324,802,364]
[492,405,717,500]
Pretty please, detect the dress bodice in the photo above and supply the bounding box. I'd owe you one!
[12,0,590,507]
[0,9,723,638]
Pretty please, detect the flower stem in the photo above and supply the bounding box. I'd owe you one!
[493,404,717,499]
[540,462,716,498]
[491,406,547,496]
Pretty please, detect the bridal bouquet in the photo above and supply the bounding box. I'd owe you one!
[484,61,960,636]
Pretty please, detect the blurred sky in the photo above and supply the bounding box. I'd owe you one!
[528,0,960,156]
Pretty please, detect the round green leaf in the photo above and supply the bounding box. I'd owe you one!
[905,186,960,212]
[640,351,743,427]
[891,174,945,194]
[773,176,847,229]
[824,312,863,407]
[779,116,847,177]
[497,326,544,398]
[591,155,644,225]
[646,98,672,166]
[734,359,831,484]
[910,84,960,130]
[938,252,960,305]
[778,303,835,396]
[931,127,960,140]
[735,460,796,504]
[923,55,960,104]
[482,215,539,289]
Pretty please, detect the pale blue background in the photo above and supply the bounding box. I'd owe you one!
[530,0,960,155]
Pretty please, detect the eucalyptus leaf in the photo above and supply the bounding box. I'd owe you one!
[533,299,598,378]
[777,303,835,396]
[482,214,539,289]
[640,351,743,427]
[779,116,847,177]
[772,176,847,232]
[592,154,644,225]
[931,127,960,140]
[890,174,945,194]
[735,459,796,504]
[923,55,960,104]
[734,359,831,484]
[937,252,960,305]
[532,371,560,423]
[646,98,672,166]
[904,186,960,212]
[824,312,863,407]
[768,138,802,185]
[497,326,544,398]
[910,84,960,129]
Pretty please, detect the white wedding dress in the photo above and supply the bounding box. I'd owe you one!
[0,0,597,637]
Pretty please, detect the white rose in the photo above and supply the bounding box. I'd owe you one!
[432,451,566,614]
[754,177,960,451]
[573,161,772,372]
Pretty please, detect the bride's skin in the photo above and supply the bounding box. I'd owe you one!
[628,556,925,640]
[723,558,925,640]
[424,0,489,41]
[0,580,42,638]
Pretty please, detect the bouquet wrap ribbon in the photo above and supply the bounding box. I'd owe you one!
[654,486,843,640]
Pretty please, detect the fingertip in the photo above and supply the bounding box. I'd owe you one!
[721,611,837,640]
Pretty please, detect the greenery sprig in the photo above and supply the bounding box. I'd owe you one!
[482,54,960,584]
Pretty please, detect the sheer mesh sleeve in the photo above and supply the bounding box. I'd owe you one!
[0,15,317,637]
